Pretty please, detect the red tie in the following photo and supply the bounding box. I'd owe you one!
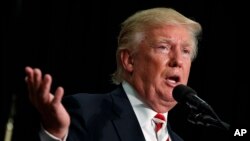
[154,113,165,132]
[153,113,170,141]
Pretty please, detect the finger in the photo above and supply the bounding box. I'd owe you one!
[53,86,64,104]
[25,66,33,74]
[25,66,36,94]
[25,76,33,101]
[25,67,35,101]
[33,68,42,90]
[25,66,34,84]
[40,74,53,104]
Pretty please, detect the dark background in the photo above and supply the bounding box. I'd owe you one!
[1,0,249,141]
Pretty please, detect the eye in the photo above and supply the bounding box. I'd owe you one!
[159,45,168,49]
[156,44,171,53]
[182,46,192,55]
[182,47,193,59]
[183,48,191,54]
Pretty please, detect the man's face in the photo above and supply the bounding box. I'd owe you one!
[130,25,194,112]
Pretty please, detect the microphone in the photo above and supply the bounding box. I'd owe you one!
[173,84,211,113]
[173,84,230,130]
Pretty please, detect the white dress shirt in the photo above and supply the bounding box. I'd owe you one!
[123,81,170,141]
[40,81,170,141]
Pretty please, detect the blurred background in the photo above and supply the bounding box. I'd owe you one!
[1,0,249,140]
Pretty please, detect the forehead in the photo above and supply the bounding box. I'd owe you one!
[143,24,194,45]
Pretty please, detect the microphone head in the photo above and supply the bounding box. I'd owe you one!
[173,84,197,103]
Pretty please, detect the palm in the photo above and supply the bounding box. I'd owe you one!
[25,66,70,138]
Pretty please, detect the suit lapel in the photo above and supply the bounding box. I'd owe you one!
[110,86,145,141]
[167,122,184,141]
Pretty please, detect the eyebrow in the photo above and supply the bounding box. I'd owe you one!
[157,37,194,47]
[157,38,172,43]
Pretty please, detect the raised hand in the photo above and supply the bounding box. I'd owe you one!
[25,66,70,139]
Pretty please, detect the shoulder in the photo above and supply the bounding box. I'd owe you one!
[62,92,111,110]
[62,85,125,113]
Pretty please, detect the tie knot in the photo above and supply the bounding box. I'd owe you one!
[153,113,170,141]
[154,113,165,121]
[153,113,166,133]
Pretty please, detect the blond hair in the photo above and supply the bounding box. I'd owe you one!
[112,8,202,84]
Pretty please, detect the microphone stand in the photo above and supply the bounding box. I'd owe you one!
[186,103,230,131]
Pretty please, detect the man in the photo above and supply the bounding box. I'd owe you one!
[25,7,202,141]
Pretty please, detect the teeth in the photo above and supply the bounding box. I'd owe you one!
[167,79,176,84]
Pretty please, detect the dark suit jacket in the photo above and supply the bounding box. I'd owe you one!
[63,85,184,141]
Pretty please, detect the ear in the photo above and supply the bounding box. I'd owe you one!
[120,49,134,73]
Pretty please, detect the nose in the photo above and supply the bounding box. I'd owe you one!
[168,48,183,68]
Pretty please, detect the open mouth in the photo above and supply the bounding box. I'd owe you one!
[165,75,180,87]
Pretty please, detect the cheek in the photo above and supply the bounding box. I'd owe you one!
[135,52,159,67]
[183,62,191,80]
[134,55,164,80]
[146,57,166,75]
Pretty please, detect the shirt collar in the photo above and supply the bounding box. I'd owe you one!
[122,81,168,128]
